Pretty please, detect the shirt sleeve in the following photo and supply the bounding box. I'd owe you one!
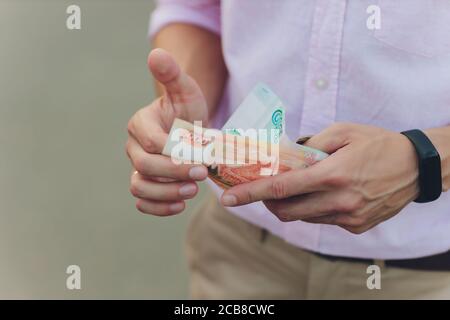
[149,0,221,39]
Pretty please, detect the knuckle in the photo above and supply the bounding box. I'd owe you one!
[129,180,143,198]
[276,211,292,222]
[336,194,365,213]
[141,135,156,153]
[243,189,255,204]
[132,155,149,174]
[339,216,370,234]
[350,195,366,211]
[341,215,367,228]
[270,179,288,199]
[345,225,367,235]
[135,200,147,214]
[324,169,351,188]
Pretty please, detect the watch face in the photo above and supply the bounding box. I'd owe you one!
[401,130,443,203]
[421,151,442,202]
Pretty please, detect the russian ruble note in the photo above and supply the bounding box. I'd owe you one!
[162,83,328,189]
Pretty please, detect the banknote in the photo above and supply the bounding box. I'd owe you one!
[222,83,285,144]
[162,83,329,189]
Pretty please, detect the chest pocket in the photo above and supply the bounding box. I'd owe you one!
[374,0,450,58]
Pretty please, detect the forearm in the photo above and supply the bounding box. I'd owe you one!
[425,126,450,192]
[153,23,227,117]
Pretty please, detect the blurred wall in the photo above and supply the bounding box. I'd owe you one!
[0,0,200,299]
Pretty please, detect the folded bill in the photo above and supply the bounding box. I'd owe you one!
[162,83,328,189]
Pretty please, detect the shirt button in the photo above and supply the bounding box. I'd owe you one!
[315,78,328,90]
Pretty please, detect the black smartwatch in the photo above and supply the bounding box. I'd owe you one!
[400,129,442,203]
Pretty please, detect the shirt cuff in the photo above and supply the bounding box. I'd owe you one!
[149,2,221,39]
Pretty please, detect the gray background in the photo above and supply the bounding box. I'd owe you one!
[0,0,202,298]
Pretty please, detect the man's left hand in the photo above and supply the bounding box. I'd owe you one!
[221,123,420,234]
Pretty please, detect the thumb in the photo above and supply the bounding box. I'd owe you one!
[302,123,353,154]
[148,48,199,97]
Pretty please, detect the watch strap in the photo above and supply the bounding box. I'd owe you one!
[401,129,442,203]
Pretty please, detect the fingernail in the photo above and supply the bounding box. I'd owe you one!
[179,183,197,197]
[189,166,207,180]
[221,194,237,207]
[169,202,184,213]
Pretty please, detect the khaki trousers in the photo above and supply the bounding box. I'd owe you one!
[185,191,450,299]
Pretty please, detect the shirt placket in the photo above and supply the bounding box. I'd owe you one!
[298,0,347,136]
[285,0,347,251]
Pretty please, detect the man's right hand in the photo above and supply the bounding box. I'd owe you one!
[126,48,209,216]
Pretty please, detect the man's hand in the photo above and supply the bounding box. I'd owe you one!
[221,123,420,234]
[126,48,209,216]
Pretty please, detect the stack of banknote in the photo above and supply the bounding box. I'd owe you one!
[162,83,328,188]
